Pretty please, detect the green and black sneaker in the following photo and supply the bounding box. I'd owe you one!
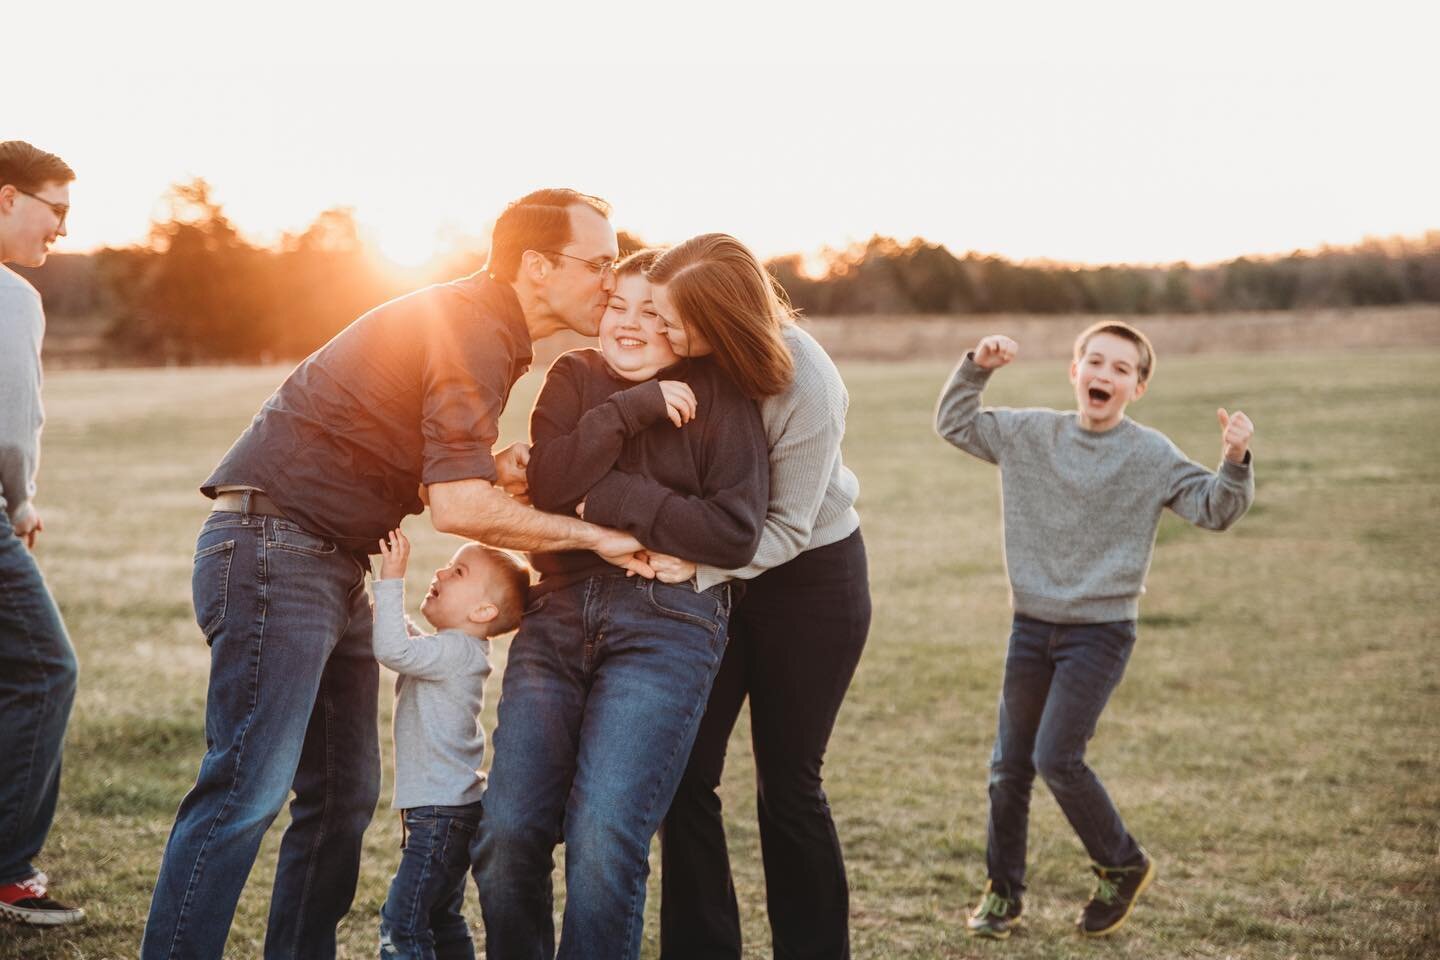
[1077,850,1155,937]
[966,880,1023,939]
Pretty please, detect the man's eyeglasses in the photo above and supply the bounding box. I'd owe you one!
[16,189,69,229]
[542,250,616,279]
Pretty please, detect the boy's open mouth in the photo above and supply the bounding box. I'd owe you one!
[1088,386,1112,403]
[616,336,646,348]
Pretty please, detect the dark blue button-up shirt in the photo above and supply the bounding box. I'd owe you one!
[203,274,532,552]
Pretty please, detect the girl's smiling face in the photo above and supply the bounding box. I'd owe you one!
[599,273,679,382]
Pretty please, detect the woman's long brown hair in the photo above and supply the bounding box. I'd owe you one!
[647,234,796,398]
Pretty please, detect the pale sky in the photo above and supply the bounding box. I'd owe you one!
[9,0,1438,267]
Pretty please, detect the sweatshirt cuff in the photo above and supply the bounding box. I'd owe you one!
[957,354,995,386]
[609,380,668,435]
[1219,451,1253,483]
[373,578,405,598]
[8,499,36,529]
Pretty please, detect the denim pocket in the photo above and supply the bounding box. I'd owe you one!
[193,539,236,642]
[267,519,337,557]
[644,580,723,632]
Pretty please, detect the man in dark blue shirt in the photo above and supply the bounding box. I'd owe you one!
[143,189,646,959]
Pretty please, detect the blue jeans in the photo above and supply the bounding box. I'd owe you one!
[473,575,731,960]
[986,614,1143,895]
[143,510,381,960]
[380,803,484,960]
[0,511,79,886]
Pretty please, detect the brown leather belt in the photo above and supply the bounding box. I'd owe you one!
[211,490,287,518]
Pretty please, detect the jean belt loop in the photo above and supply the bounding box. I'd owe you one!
[240,489,253,516]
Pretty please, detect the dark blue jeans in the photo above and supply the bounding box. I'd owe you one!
[0,511,79,887]
[986,614,1143,895]
[473,575,731,960]
[380,803,484,960]
[143,510,381,960]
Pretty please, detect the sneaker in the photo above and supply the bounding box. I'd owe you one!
[967,879,1023,939]
[0,874,85,926]
[1077,850,1155,937]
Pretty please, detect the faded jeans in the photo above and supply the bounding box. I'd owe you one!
[473,575,731,960]
[0,510,78,886]
[986,614,1143,895]
[143,509,380,959]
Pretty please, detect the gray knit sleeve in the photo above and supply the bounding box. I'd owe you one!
[934,353,1017,464]
[1163,441,1255,531]
[371,579,478,680]
[0,287,45,524]
[692,328,851,590]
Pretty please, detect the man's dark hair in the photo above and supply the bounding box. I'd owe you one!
[487,188,611,283]
[0,141,75,193]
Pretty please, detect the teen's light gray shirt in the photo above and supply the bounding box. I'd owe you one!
[0,265,45,527]
[694,324,861,592]
[371,578,492,809]
[936,355,1255,623]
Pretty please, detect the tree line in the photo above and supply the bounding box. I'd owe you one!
[16,179,1440,365]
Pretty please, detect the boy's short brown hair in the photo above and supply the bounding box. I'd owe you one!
[0,141,75,192]
[615,247,665,279]
[473,547,531,636]
[1073,320,1157,384]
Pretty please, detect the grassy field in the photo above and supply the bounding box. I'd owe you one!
[2,346,1437,958]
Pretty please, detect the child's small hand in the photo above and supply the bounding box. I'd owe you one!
[1217,408,1254,463]
[973,335,1018,370]
[378,528,410,579]
[659,381,697,428]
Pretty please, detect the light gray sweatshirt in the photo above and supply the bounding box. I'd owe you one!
[371,578,492,809]
[0,265,45,528]
[695,324,861,592]
[935,355,1254,623]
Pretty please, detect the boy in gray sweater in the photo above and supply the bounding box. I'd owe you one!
[372,528,528,960]
[935,321,1255,940]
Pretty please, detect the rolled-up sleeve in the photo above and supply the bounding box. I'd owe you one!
[419,313,519,486]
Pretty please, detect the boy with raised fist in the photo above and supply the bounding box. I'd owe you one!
[935,321,1255,939]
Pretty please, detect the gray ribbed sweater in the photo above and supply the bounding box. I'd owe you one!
[695,324,861,592]
[0,266,44,527]
[935,355,1254,623]
[371,578,492,809]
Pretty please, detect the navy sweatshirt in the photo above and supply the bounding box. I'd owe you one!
[526,350,769,596]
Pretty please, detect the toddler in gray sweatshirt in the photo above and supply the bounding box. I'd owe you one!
[371,528,528,958]
[935,322,1255,941]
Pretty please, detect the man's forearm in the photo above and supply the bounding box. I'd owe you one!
[429,478,603,551]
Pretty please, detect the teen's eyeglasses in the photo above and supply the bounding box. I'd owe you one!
[16,189,69,230]
[541,250,616,279]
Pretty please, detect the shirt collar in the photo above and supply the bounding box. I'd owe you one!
[457,271,532,363]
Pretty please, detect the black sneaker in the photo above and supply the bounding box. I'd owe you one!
[1077,850,1154,937]
[966,879,1023,939]
[0,874,85,926]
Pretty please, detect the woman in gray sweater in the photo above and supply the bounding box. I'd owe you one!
[647,234,870,960]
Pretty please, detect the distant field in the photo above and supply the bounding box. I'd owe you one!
[40,304,1440,369]
[2,349,1437,958]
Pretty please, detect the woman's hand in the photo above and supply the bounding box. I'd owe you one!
[659,381,697,428]
[378,528,410,580]
[647,550,698,584]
